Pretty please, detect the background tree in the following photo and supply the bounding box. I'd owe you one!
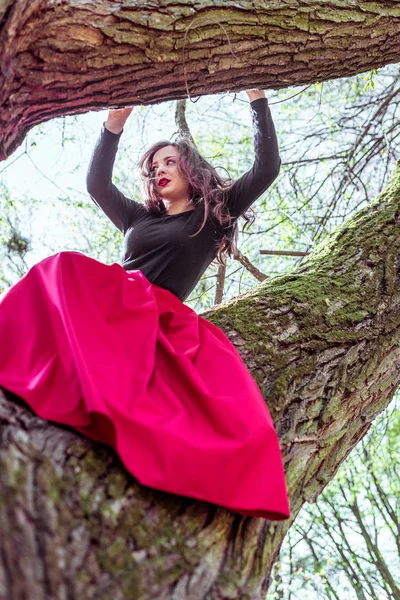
[268,397,400,600]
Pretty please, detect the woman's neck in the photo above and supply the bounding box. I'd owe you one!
[164,199,195,215]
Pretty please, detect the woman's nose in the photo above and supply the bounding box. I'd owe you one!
[156,164,166,176]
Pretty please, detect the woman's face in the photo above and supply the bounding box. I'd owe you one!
[151,145,190,203]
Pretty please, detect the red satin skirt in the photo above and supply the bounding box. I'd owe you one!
[0,251,289,520]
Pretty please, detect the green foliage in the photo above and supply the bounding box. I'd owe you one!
[0,184,34,292]
[361,68,379,91]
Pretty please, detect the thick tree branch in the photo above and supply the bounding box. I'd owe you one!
[2,0,400,158]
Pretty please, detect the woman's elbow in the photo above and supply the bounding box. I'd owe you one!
[266,155,281,186]
[273,155,281,180]
[86,171,100,199]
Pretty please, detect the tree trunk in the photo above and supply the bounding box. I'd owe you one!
[2,163,400,598]
[2,0,400,158]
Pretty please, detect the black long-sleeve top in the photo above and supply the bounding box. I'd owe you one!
[86,98,280,301]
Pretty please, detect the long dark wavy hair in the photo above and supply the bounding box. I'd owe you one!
[138,137,255,264]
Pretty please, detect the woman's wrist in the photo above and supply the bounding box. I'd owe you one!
[104,107,134,135]
[104,120,124,135]
[245,89,266,103]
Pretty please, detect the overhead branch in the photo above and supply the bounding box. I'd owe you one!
[2,1,400,158]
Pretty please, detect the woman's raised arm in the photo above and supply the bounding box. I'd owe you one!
[225,89,281,219]
[86,108,142,234]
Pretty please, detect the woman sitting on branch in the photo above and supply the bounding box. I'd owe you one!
[0,89,290,520]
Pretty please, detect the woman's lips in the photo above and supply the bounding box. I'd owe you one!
[158,178,170,187]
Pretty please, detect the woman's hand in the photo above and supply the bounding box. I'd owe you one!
[244,89,266,103]
[104,107,134,134]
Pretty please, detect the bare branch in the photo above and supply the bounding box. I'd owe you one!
[214,263,226,304]
[174,100,196,145]
[259,250,309,257]
[234,249,267,281]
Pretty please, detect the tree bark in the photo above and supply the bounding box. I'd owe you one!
[2,0,400,159]
[2,163,400,598]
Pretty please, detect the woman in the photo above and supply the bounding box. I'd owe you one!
[0,90,290,520]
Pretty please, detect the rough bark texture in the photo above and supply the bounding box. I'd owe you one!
[2,0,400,159]
[2,166,400,598]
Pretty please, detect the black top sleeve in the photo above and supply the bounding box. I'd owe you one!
[86,125,143,234]
[225,97,281,219]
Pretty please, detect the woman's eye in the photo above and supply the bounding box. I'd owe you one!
[167,159,176,165]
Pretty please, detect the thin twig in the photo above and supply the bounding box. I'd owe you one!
[259,249,309,257]
[233,249,267,281]
[269,84,314,105]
